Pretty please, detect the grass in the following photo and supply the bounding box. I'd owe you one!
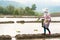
[15,33,60,39]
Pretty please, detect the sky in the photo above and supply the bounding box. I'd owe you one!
[1,0,60,6]
[0,0,60,12]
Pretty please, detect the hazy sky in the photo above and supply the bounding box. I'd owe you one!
[0,0,60,12]
[1,0,60,6]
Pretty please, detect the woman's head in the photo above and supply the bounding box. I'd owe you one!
[42,8,49,14]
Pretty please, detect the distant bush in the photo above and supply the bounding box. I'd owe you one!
[0,4,41,16]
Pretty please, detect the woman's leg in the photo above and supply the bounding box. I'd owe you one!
[44,27,46,35]
[47,23,51,34]
[46,28,51,35]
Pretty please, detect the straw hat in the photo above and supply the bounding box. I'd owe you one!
[42,8,48,13]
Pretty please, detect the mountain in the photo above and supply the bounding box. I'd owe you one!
[0,1,25,7]
[49,6,60,12]
[36,5,60,12]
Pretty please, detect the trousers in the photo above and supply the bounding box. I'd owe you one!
[43,23,51,34]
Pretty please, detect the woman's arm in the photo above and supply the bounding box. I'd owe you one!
[37,17,40,21]
[37,16,44,21]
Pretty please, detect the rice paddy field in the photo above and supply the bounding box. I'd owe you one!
[0,17,60,40]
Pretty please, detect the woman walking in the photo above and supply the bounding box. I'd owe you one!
[37,8,51,35]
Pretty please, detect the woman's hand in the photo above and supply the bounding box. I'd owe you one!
[37,18,40,21]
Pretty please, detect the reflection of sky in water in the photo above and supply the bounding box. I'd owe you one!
[0,17,60,37]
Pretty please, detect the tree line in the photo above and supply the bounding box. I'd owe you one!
[0,4,41,16]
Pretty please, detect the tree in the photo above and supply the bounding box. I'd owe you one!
[6,5,15,15]
[25,7,31,15]
[0,6,4,14]
[19,8,25,15]
[13,8,19,15]
[0,4,40,16]
[24,7,35,16]
[31,4,36,10]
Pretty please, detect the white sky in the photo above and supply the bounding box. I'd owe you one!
[1,0,60,12]
[1,0,60,5]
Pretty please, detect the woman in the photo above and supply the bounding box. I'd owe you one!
[37,8,51,35]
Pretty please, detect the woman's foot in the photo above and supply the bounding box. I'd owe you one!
[49,32,51,35]
[41,33,46,35]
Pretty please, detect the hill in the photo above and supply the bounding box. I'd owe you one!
[0,1,24,7]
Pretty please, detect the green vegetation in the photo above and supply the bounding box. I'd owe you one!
[0,4,41,16]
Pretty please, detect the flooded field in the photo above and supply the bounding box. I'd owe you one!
[0,17,60,40]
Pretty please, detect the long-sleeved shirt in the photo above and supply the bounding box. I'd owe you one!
[43,13,51,26]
